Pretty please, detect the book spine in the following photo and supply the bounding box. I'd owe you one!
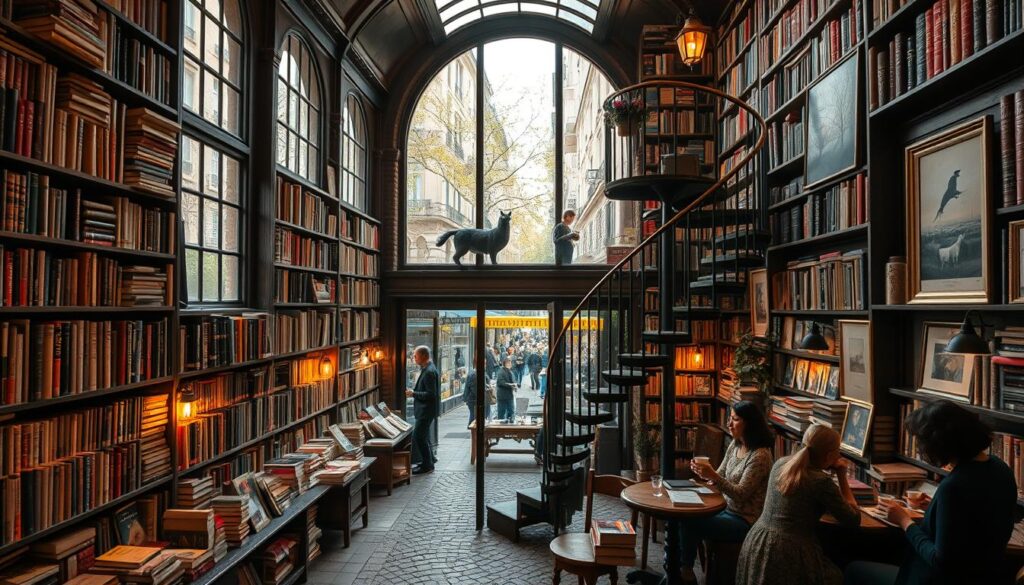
[1016,90,1024,206]
[1002,94,1017,208]
[974,0,987,50]
[915,13,927,85]
[986,0,1002,45]
[961,0,975,57]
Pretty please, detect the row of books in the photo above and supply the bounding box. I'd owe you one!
[642,141,715,170]
[998,90,1024,207]
[274,269,335,304]
[760,0,854,70]
[178,313,272,372]
[338,308,379,342]
[674,343,716,370]
[643,371,713,397]
[0,318,170,403]
[338,276,378,306]
[276,177,337,238]
[769,173,867,244]
[717,7,757,71]
[104,0,171,42]
[720,315,750,343]
[339,210,379,250]
[640,51,713,78]
[718,93,760,151]
[815,2,863,74]
[869,0,1024,110]
[267,379,333,429]
[339,363,379,398]
[772,249,867,310]
[761,44,813,115]
[643,109,715,135]
[275,309,334,354]
[718,46,759,96]
[644,401,712,424]
[990,432,1024,499]
[102,14,174,106]
[274,227,338,271]
[766,109,804,170]
[0,247,170,307]
[340,244,377,277]
[780,356,841,399]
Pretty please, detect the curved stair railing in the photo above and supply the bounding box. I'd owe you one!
[537,80,767,533]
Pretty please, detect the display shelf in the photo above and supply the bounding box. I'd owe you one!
[339,385,381,405]
[766,222,868,254]
[338,271,380,280]
[275,219,337,241]
[894,453,949,477]
[870,303,1024,312]
[889,388,1024,426]
[0,306,175,315]
[0,375,175,416]
[771,309,869,317]
[96,0,177,55]
[178,356,275,381]
[997,203,1024,216]
[340,237,381,253]
[766,154,804,177]
[774,346,841,363]
[0,231,176,260]
[273,263,338,276]
[339,336,379,349]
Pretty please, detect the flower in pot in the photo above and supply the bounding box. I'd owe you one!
[604,94,646,137]
[632,418,661,482]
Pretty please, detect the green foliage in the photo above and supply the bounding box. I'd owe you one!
[632,416,660,460]
[734,331,773,392]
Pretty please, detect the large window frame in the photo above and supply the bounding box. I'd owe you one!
[341,92,369,211]
[276,32,324,186]
[181,0,249,307]
[401,40,616,268]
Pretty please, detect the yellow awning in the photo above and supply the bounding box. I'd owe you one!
[468,315,603,330]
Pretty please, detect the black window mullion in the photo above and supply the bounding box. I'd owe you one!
[474,44,484,267]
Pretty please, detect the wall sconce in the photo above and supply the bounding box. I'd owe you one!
[360,352,371,366]
[178,392,197,421]
[319,356,334,378]
[691,346,704,367]
[373,348,384,362]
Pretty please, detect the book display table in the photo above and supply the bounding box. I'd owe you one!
[363,429,413,495]
[318,457,376,547]
[469,420,542,465]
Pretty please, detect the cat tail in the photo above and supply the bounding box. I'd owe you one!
[435,230,458,246]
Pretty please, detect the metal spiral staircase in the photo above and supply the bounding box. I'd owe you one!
[485,81,766,559]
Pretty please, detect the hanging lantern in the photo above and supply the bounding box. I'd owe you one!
[675,11,711,66]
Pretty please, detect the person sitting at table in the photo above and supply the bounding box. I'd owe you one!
[682,400,775,584]
[843,400,1016,585]
[737,423,861,585]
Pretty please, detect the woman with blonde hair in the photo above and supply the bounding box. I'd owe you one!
[736,424,861,585]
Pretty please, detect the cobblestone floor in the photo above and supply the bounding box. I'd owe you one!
[307,404,665,585]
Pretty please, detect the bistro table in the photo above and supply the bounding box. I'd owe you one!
[620,481,727,585]
[469,419,542,465]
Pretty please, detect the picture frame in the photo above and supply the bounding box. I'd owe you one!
[905,116,993,304]
[805,53,859,188]
[824,366,840,400]
[919,322,976,402]
[793,359,809,391]
[839,399,874,457]
[839,320,872,403]
[749,268,769,337]
[783,359,796,387]
[1010,220,1024,303]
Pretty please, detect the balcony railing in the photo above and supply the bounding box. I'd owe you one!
[408,199,473,227]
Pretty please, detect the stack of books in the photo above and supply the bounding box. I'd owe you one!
[169,549,213,583]
[79,200,118,248]
[162,509,215,550]
[769,396,815,433]
[295,438,339,468]
[123,108,179,198]
[866,462,928,497]
[254,473,292,516]
[211,517,228,563]
[119,266,170,307]
[306,507,322,562]
[65,575,117,585]
[847,476,877,507]
[260,536,298,585]
[141,395,172,483]
[263,459,306,495]
[29,527,96,582]
[210,495,251,548]
[331,424,365,460]
[13,1,105,67]
[809,399,847,429]
[92,547,183,585]
[277,453,320,490]
[589,520,637,565]
[0,563,59,585]
[176,478,215,510]
[314,460,363,486]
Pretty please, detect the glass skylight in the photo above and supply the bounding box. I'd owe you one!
[434,0,600,35]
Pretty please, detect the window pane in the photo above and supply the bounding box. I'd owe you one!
[221,255,239,301]
[223,155,240,203]
[184,1,201,57]
[183,193,200,245]
[277,34,320,184]
[186,249,200,302]
[483,38,555,264]
[276,123,287,165]
[222,85,240,135]
[203,198,220,248]
[203,70,220,125]
[308,107,318,147]
[204,16,221,72]
[223,0,241,36]
[182,135,200,190]
[225,36,241,85]
[203,145,220,195]
[222,205,239,252]
[202,252,219,301]
[183,58,200,115]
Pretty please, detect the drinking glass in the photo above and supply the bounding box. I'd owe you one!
[651,475,663,496]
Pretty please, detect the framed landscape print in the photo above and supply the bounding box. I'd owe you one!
[749,268,769,337]
[805,53,859,187]
[1010,220,1024,303]
[905,116,993,303]
[839,320,872,403]
[919,322,976,402]
[840,399,873,457]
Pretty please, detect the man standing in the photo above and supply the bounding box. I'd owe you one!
[462,368,490,427]
[484,342,498,380]
[527,344,542,391]
[405,346,439,475]
[552,209,580,265]
[495,357,518,421]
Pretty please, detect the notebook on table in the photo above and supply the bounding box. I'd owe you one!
[667,490,704,507]
[664,479,697,490]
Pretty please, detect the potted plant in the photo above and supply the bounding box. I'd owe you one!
[632,417,660,481]
[733,331,773,404]
[604,94,646,137]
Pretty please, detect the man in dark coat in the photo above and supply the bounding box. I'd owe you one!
[552,209,579,265]
[527,345,542,390]
[462,368,490,427]
[495,357,518,421]
[484,342,498,380]
[405,345,439,474]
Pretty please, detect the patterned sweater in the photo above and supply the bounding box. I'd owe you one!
[714,443,773,524]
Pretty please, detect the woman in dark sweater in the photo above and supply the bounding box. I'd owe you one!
[845,400,1017,585]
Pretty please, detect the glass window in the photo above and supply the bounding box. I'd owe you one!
[277,33,322,184]
[183,0,243,136]
[433,0,600,35]
[341,93,368,211]
[182,135,244,303]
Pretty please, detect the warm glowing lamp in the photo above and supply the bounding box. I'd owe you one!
[360,353,370,366]
[675,10,711,66]
[319,356,334,378]
[178,392,197,421]
[692,346,704,367]
[373,349,384,361]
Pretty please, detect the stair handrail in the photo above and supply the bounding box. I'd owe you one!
[549,80,767,365]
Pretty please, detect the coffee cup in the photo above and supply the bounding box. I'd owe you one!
[693,456,710,466]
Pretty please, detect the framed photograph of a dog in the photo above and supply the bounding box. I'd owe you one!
[918,322,975,402]
[905,117,992,304]
[839,320,872,403]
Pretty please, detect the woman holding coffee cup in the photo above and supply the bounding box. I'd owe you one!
[679,400,774,584]
[736,423,861,585]
[844,401,1015,585]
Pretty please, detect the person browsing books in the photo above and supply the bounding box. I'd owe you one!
[843,401,1016,585]
[679,400,774,584]
[737,424,861,585]
[405,345,439,475]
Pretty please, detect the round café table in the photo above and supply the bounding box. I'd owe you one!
[620,482,727,585]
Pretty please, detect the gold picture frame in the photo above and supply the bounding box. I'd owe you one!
[1010,220,1024,304]
[838,320,872,404]
[839,398,873,458]
[905,116,993,304]
[749,268,769,338]
[918,321,975,402]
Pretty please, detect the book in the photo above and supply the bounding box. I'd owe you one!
[667,490,704,507]
[92,546,162,570]
[590,520,636,547]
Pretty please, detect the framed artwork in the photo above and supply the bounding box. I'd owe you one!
[231,473,271,532]
[783,359,796,387]
[919,322,975,402]
[793,359,809,391]
[905,116,993,303]
[839,399,874,457]
[824,366,840,400]
[805,53,859,187]
[1010,220,1024,303]
[749,269,769,337]
[839,320,872,403]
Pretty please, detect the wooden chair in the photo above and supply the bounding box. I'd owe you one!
[549,428,644,585]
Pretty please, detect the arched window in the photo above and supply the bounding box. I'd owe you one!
[181,0,247,304]
[342,93,368,211]
[277,33,322,184]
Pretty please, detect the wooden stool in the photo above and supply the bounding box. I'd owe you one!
[550,533,619,585]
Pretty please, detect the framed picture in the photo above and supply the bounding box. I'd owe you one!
[905,116,993,303]
[839,399,874,457]
[919,322,976,402]
[749,268,769,337]
[805,53,859,187]
[783,359,796,387]
[839,320,872,403]
[793,359,809,391]
[1010,220,1024,303]
[231,473,271,532]
[824,366,840,400]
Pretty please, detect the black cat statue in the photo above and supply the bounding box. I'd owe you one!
[435,210,512,267]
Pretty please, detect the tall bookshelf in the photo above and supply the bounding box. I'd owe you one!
[0,0,384,580]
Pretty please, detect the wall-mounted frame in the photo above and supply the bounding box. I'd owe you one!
[905,116,993,304]
[1010,220,1024,303]
[805,52,859,188]
[839,320,872,403]
[839,398,873,457]
[918,322,976,402]
[749,268,769,337]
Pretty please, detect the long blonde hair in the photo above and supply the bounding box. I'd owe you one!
[777,424,840,496]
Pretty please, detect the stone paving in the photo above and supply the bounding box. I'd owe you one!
[307,403,666,585]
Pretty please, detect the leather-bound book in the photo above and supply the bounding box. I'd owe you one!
[915,12,927,84]
[1001,94,1016,208]
[985,0,1002,46]
[1016,90,1024,205]
[961,0,974,58]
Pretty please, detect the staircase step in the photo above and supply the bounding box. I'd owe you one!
[486,501,521,542]
[700,252,765,268]
[713,229,772,249]
[618,352,670,367]
[564,411,615,425]
[549,448,591,466]
[582,391,630,403]
[601,368,652,385]
[517,485,544,510]
[554,433,595,447]
[642,330,693,344]
[605,175,717,204]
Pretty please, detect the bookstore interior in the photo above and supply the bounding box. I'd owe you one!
[1,0,1024,583]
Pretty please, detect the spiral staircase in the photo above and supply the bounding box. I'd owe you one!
[484,80,766,557]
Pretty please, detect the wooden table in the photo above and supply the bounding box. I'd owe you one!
[821,508,894,531]
[363,428,413,495]
[319,457,376,547]
[620,482,727,585]
[469,420,542,465]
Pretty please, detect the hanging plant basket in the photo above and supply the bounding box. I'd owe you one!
[615,116,635,137]
[604,93,647,138]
